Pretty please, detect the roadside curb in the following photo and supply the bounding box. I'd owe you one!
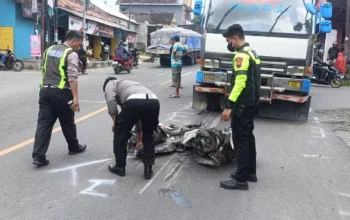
[22,60,113,71]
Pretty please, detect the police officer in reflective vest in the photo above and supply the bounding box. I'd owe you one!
[32,30,86,167]
[220,24,261,190]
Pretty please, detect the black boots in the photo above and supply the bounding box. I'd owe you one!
[33,158,50,167]
[220,179,249,190]
[108,165,126,177]
[68,144,87,155]
[144,165,153,179]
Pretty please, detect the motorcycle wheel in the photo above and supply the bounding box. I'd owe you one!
[330,76,343,88]
[12,60,24,72]
[114,66,121,74]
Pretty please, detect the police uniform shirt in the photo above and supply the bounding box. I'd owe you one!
[104,79,156,131]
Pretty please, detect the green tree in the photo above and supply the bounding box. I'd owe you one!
[192,15,201,25]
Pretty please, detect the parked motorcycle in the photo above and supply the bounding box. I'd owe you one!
[100,43,110,61]
[0,49,24,72]
[112,54,133,74]
[312,63,344,88]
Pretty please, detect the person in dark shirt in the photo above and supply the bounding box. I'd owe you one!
[115,41,130,62]
[77,45,87,74]
[314,49,328,81]
[327,41,340,65]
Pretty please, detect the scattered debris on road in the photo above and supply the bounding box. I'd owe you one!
[127,123,235,167]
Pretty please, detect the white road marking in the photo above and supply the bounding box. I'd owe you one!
[50,159,111,186]
[139,154,176,195]
[339,193,350,198]
[160,80,172,85]
[339,210,350,216]
[182,72,192,76]
[310,126,326,138]
[166,159,188,188]
[302,154,328,159]
[80,179,115,197]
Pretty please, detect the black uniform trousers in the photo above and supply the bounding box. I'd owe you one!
[231,105,257,183]
[113,96,160,168]
[32,87,79,160]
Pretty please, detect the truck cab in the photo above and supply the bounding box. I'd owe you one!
[192,0,333,122]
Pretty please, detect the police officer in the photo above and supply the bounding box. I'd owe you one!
[220,24,261,190]
[32,30,87,167]
[103,77,160,179]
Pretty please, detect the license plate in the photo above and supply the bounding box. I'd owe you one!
[288,81,301,88]
[204,74,215,80]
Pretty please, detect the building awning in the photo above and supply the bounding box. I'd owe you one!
[59,7,137,33]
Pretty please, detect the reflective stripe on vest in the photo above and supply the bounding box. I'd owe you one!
[58,48,73,89]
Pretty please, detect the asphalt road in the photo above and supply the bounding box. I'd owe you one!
[1,63,350,220]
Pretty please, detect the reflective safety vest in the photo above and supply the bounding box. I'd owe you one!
[229,43,261,106]
[40,44,73,89]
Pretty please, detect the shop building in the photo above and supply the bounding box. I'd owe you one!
[0,0,138,60]
[0,0,42,59]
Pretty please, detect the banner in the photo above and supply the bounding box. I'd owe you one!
[30,35,41,57]
[68,16,84,32]
[68,16,99,36]
[99,24,114,38]
[127,33,136,43]
[86,21,99,35]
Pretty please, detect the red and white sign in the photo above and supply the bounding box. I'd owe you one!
[68,16,99,36]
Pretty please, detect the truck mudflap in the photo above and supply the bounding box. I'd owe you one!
[258,95,311,122]
[192,85,225,111]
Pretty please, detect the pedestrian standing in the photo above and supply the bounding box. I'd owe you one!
[169,34,185,98]
[220,24,261,190]
[32,30,87,167]
[103,77,160,179]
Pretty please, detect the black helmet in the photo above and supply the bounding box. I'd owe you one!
[119,41,124,46]
[317,49,324,57]
[333,41,338,47]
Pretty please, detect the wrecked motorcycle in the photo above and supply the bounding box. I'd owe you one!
[127,123,235,167]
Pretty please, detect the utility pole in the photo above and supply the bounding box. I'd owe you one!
[128,0,131,30]
[41,0,46,58]
[82,0,89,50]
[54,0,58,44]
[345,1,350,63]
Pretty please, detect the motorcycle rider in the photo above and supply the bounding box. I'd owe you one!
[129,44,139,65]
[327,41,340,65]
[115,41,131,63]
[0,51,6,66]
[314,49,328,81]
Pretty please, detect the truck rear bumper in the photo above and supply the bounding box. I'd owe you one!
[194,85,310,104]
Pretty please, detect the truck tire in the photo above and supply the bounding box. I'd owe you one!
[160,58,166,66]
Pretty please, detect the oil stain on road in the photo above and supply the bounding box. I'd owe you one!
[158,188,192,209]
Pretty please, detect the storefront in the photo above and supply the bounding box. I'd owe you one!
[1,0,42,59]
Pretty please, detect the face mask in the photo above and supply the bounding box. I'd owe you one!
[227,43,235,52]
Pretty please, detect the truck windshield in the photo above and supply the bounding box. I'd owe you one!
[206,0,310,35]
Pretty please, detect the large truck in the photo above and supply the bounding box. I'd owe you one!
[192,0,333,122]
[147,27,202,67]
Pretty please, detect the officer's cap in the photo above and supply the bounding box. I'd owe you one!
[223,24,244,37]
